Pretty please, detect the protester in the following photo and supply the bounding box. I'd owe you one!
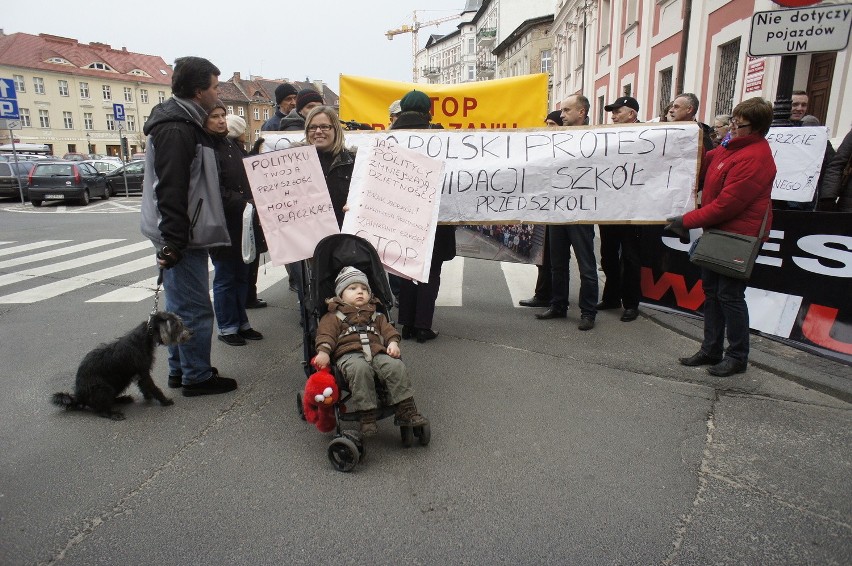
[544,110,562,127]
[534,95,598,330]
[790,90,808,124]
[711,114,731,146]
[391,90,456,343]
[280,88,324,131]
[597,96,642,322]
[261,83,298,131]
[389,99,402,126]
[668,93,715,150]
[140,56,236,396]
[666,97,776,377]
[819,126,852,212]
[314,267,428,436]
[303,106,355,227]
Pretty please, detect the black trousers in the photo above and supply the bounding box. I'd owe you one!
[598,224,641,309]
[398,256,444,330]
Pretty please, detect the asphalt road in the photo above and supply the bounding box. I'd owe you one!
[0,199,849,565]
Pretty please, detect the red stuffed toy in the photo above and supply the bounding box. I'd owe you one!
[302,358,341,433]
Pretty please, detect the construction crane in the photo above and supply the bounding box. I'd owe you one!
[386,11,461,81]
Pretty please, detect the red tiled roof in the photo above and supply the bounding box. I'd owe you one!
[217,81,248,103]
[0,32,172,86]
[225,74,339,107]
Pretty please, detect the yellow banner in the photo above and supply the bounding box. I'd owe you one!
[339,74,550,130]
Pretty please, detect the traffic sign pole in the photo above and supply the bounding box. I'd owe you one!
[10,132,24,204]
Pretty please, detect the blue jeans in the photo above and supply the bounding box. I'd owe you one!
[548,225,599,317]
[163,248,214,385]
[211,257,251,335]
[700,269,749,362]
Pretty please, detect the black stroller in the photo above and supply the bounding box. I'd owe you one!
[296,233,431,472]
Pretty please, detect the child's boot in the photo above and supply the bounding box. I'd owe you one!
[359,410,378,436]
[394,397,429,427]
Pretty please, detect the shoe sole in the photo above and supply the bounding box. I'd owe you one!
[707,365,747,377]
[238,334,263,341]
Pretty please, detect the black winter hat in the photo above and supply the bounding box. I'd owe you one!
[296,88,325,114]
[275,83,298,106]
[545,110,563,125]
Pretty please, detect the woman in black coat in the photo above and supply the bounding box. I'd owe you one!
[391,90,457,343]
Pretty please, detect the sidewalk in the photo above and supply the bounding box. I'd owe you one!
[644,306,852,403]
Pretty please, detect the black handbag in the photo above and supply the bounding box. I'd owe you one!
[688,206,769,280]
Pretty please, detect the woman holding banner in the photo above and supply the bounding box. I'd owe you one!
[303,106,356,228]
[666,97,775,377]
[391,90,456,343]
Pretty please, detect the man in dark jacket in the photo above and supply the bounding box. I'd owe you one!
[261,83,297,131]
[279,88,324,131]
[668,93,715,151]
[140,56,237,397]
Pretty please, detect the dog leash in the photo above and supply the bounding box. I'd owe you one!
[147,269,163,334]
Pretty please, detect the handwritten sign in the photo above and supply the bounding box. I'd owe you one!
[242,145,339,266]
[766,126,829,202]
[264,123,700,224]
[344,139,444,282]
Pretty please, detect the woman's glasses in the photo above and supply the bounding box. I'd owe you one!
[730,121,751,130]
[307,124,333,132]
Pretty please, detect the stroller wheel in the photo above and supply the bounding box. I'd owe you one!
[296,393,306,421]
[328,436,360,472]
[414,423,431,446]
[400,426,414,448]
[343,431,366,460]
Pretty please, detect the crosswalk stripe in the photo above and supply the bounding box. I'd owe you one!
[0,240,72,259]
[435,256,464,306]
[0,239,124,269]
[0,240,149,288]
[0,256,156,303]
[500,261,538,308]
[255,263,289,293]
[86,273,160,303]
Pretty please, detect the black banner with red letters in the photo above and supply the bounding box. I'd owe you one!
[639,211,852,365]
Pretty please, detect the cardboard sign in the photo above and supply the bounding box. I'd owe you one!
[766,126,829,202]
[343,138,445,282]
[242,145,339,265]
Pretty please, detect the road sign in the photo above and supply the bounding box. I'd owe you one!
[0,118,22,130]
[0,78,20,119]
[749,4,852,56]
[113,103,125,121]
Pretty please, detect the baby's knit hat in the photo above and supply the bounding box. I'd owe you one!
[335,267,370,297]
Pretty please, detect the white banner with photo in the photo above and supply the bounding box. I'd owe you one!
[766,126,829,203]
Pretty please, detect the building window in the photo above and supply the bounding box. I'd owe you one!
[58,80,69,97]
[227,105,234,114]
[238,106,245,117]
[20,108,31,127]
[598,95,605,124]
[38,109,50,128]
[468,65,475,81]
[106,114,116,131]
[658,67,673,118]
[84,113,93,130]
[63,111,73,129]
[600,0,611,46]
[253,108,260,120]
[540,50,552,74]
[140,89,148,103]
[254,129,260,141]
[715,38,741,116]
[127,115,135,132]
[79,82,89,98]
[103,85,112,100]
[623,84,632,97]
[468,37,475,55]
[263,109,269,119]
[158,91,166,103]
[124,87,133,102]
[33,77,45,95]
[13,75,25,92]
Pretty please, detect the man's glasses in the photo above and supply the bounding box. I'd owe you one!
[307,124,333,132]
[730,121,751,130]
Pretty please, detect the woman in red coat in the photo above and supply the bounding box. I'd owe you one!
[666,97,776,377]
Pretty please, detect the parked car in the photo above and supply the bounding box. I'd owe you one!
[105,160,144,195]
[130,152,146,161]
[27,161,110,206]
[82,159,121,174]
[0,161,35,199]
[62,152,88,161]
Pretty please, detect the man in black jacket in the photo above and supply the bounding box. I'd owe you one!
[261,83,297,131]
[140,56,237,397]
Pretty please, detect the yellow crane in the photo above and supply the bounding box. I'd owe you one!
[386,11,461,81]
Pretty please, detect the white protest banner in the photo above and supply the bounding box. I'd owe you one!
[265,122,700,224]
[242,145,339,266]
[343,138,445,282]
[766,126,829,202]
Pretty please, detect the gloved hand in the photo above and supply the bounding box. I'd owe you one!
[664,216,690,243]
[156,242,183,269]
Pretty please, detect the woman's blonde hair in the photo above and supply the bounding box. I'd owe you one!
[304,106,345,156]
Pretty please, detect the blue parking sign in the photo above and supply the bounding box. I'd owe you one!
[113,103,125,121]
[0,78,20,119]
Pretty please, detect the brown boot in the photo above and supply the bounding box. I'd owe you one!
[359,410,378,436]
[394,398,429,427]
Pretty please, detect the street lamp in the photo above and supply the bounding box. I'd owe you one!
[86,132,91,155]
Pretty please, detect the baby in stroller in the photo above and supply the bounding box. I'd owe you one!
[313,266,429,436]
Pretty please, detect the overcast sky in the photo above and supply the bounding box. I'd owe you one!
[2,0,465,93]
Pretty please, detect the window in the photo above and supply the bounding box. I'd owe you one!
[540,50,552,74]
[63,111,73,129]
[33,77,45,95]
[20,108,31,127]
[598,95,605,124]
[227,105,234,114]
[468,65,475,81]
[658,68,673,118]
[626,0,639,25]
[124,87,133,102]
[253,108,260,120]
[84,113,93,130]
[79,82,89,98]
[103,85,112,100]
[106,114,116,131]
[140,89,148,103]
[39,109,50,128]
[158,91,166,103]
[715,39,741,116]
[127,115,135,132]
[238,106,245,117]
[87,62,114,71]
[58,80,69,97]
[263,109,269,119]
[600,0,611,46]
[623,84,632,97]
[13,75,25,92]
[254,129,260,141]
[468,37,475,55]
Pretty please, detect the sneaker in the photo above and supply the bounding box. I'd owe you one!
[167,373,183,388]
[578,317,595,331]
[238,328,264,340]
[218,333,246,346]
[182,369,237,397]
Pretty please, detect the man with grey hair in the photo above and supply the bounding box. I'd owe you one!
[668,93,714,150]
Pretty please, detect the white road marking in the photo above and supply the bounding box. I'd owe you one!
[0,239,124,269]
[0,240,72,259]
[500,261,538,308]
[435,256,464,306]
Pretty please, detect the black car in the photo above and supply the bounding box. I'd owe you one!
[27,161,110,206]
[105,160,144,196]
[0,161,35,200]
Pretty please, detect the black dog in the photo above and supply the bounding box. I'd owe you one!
[52,312,191,420]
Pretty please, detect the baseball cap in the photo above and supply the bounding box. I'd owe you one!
[604,96,639,112]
